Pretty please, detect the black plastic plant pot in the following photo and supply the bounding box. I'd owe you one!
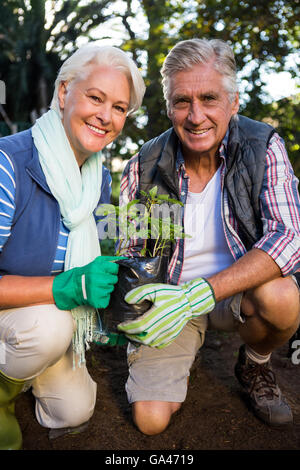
[99,255,169,334]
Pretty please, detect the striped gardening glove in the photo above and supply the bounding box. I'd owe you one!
[117,278,216,348]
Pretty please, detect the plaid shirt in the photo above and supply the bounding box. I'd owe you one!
[120,131,300,285]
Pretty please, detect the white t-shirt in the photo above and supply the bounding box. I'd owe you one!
[180,167,234,283]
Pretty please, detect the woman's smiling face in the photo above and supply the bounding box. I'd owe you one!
[58,64,131,166]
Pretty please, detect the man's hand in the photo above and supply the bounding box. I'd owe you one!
[117,278,216,348]
[52,256,122,310]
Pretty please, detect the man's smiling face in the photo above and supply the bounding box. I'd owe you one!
[167,61,239,161]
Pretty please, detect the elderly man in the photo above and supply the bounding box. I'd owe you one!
[118,38,300,435]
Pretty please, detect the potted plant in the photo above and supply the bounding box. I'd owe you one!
[93,186,186,345]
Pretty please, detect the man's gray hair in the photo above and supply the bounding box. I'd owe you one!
[161,38,238,111]
[51,43,145,117]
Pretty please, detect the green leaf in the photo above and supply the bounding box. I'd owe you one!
[96,204,116,216]
[149,186,158,198]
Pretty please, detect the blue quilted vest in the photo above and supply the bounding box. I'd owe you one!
[0,129,109,276]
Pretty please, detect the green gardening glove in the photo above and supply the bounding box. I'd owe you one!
[53,256,121,310]
[117,278,216,348]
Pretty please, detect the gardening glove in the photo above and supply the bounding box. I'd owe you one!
[117,277,216,348]
[53,256,121,310]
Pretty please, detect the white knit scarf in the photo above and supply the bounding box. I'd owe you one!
[32,109,103,366]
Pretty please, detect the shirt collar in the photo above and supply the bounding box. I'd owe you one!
[222,128,229,150]
[176,143,185,172]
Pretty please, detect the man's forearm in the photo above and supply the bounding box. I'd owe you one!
[208,248,281,302]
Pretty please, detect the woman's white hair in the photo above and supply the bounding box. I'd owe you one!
[161,38,238,112]
[50,43,145,116]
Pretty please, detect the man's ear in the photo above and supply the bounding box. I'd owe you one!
[167,105,173,121]
[231,92,239,115]
[58,81,68,111]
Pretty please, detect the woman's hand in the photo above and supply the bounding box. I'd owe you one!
[52,256,122,310]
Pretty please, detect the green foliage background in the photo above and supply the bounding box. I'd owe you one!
[0,0,299,181]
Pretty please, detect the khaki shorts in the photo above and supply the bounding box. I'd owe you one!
[125,292,244,404]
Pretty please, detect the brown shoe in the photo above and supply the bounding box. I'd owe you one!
[234,345,293,427]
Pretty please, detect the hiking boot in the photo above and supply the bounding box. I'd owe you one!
[234,344,293,427]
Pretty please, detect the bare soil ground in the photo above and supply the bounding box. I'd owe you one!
[16,330,300,453]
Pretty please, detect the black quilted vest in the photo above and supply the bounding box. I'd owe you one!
[138,114,275,251]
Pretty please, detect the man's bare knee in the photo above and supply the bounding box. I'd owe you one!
[243,276,299,331]
[132,401,181,436]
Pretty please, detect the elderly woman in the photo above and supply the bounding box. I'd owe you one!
[0,43,145,449]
